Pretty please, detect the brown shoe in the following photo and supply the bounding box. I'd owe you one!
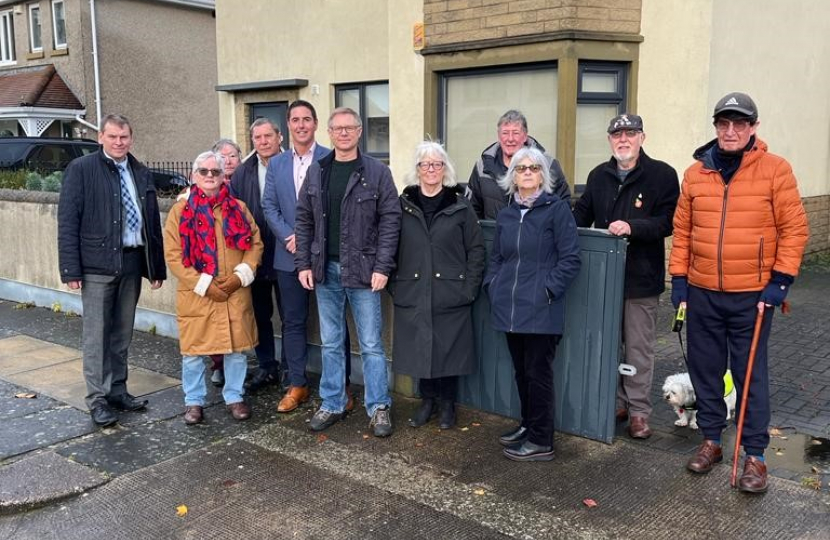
[738,456,768,493]
[616,408,628,422]
[686,440,723,474]
[184,406,203,425]
[345,385,355,412]
[227,401,251,421]
[628,416,652,439]
[277,386,310,413]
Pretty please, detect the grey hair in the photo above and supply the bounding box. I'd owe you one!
[497,110,528,132]
[249,117,280,136]
[192,151,225,172]
[211,138,241,157]
[100,113,132,135]
[498,147,553,196]
[328,107,362,129]
[404,141,458,188]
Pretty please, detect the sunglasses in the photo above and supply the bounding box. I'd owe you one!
[195,168,223,177]
[515,164,542,173]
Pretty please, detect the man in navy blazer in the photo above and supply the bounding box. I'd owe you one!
[263,100,352,413]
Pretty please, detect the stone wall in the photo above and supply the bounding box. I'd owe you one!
[804,194,830,254]
[424,0,642,48]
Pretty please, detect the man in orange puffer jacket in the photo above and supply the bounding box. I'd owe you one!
[669,92,809,494]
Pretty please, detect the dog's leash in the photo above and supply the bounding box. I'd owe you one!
[672,305,688,364]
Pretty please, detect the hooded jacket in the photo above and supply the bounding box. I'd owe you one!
[669,137,809,291]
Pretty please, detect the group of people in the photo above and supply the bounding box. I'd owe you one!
[57,90,809,492]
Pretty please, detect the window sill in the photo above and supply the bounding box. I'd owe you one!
[50,48,68,56]
[0,61,18,68]
[26,51,45,60]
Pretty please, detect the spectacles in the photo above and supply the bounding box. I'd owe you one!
[417,161,445,171]
[515,164,542,173]
[609,129,641,139]
[714,119,752,133]
[195,168,223,177]
[329,126,359,134]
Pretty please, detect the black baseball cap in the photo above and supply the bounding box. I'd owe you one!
[713,92,758,121]
[607,114,643,134]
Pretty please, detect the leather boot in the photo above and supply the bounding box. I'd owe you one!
[438,400,456,430]
[408,398,435,428]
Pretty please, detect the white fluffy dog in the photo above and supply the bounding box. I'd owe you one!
[662,371,737,430]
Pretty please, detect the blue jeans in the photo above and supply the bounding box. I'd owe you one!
[315,261,391,417]
[182,351,247,406]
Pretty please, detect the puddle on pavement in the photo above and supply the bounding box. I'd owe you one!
[723,429,830,475]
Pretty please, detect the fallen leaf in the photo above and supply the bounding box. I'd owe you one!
[583,498,598,508]
[769,427,783,437]
[461,427,469,431]
[176,505,188,517]
[775,451,784,456]
[415,442,423,447]
[473,488,486,496]
[362,434,370,440]
[471,422,481,427]
[316,434,328,443]
[221,480,237,488]
[14,392,37,399]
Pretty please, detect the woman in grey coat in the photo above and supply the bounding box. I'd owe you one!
[388,141,486,429]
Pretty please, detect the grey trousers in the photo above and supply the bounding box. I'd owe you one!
[617,295,659,418]
[81,250,143,409]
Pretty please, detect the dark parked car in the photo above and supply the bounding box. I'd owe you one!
[0,137,188,196]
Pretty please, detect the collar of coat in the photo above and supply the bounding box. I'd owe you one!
[402,184,465,214]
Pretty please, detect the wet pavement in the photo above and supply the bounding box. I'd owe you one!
[0,269,828,538]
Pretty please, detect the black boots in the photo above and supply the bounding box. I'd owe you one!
[438,400,456,430]
[408,398,435,427]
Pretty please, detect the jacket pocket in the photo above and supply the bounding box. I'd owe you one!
[358,248,377,285]
[389,273,419,307]
[757,237,764,282]
[434,268,472,309]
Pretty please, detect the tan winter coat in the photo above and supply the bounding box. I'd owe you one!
[164,199,264,356]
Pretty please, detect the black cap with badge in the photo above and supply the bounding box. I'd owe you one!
[607,114,644,134]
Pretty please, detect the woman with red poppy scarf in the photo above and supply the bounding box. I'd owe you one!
[164,151,264,425]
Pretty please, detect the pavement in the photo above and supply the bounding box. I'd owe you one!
[0,269,829,539]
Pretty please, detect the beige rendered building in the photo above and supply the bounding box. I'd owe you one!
[215,0,829,253]
[0,0,218,161]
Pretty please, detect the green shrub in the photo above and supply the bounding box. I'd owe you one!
[42,171,62,192]
[25,171,43,191]
[0,169,27,190]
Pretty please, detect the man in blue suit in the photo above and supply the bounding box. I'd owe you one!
[263,100,352,413]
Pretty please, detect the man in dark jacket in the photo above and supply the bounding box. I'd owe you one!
[295,107,401,437]
[58,114,166,427]
[230,117,284,392]
[573,113,679,440]
[468,109,570,219]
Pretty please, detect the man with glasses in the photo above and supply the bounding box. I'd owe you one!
[669,92,808,493]
[468,109,570,220]
[573,113,679,440]
[58,114,166,427]
[230,118,285,392]
[295,107,401,437]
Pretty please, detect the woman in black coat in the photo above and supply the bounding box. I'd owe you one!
[484,147,581,461]
[388,141,486,430]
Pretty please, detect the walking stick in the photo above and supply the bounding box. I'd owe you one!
[729,301,790,487]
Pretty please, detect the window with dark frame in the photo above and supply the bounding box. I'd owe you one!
[334,82,389,159]
[574,61,628,191]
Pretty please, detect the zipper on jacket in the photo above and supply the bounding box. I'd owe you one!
[757,237,764,282]
[508,211,525,332]
[717,182,730,291]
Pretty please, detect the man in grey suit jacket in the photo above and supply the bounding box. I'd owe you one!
[263,100,353,413]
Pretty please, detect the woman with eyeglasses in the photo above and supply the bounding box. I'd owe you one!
[163,151,264,425]
[388,141,485,430]
[484,146,581,461]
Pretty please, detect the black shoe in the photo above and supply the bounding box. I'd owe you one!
[309,409,345,432]
[503,441,555,462]
[245,368,279,392]
[408,398,435,428]
[107,393,148,412]
[499,425,528,447]
[90,403,117,427]
[438,400,456,430]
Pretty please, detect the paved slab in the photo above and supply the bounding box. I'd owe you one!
[0,406,94,460]
[0,379,62,420]
[0,451,107,514]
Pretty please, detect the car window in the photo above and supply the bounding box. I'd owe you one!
[0,142,29,165]
[77,144,97,156]
[27,145,74,171]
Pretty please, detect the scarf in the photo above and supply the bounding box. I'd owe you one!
[179,184,252,275]
[514,188,542,208]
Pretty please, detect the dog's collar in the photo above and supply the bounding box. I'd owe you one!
[679,401,697,412]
